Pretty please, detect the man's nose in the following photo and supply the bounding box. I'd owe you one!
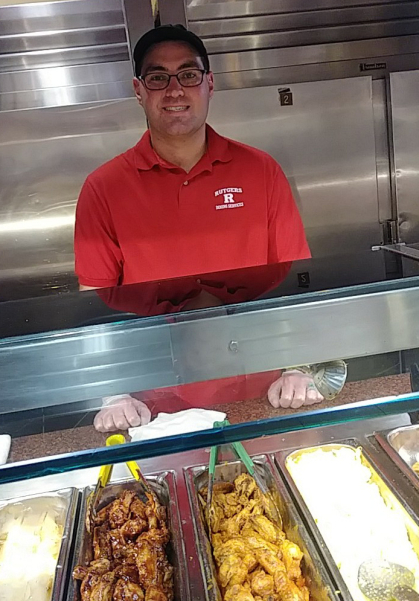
[165,76,184,97]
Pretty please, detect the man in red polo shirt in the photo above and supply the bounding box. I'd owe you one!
[75,25,325,432]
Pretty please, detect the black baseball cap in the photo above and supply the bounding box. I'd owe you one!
[133,24,210,77]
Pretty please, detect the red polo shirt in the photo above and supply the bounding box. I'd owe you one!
[75,125,310,410]
[75,125,310,289]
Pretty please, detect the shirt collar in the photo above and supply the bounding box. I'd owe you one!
[133,124,232,172]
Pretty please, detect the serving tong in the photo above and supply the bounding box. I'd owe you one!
[206,420,281,527]
[85,434,155,533]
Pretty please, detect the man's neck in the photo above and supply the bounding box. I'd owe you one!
[150,125,207,173]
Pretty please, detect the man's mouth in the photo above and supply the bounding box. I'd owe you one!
[163,106,189,112]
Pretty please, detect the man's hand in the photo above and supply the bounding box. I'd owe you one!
[94,395,151,432]
[268,370,324,409]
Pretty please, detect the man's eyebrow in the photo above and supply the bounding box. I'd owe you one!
[142,59,203,75]
[178,60,203,70]
[142,64,168,75]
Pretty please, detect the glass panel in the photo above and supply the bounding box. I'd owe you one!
[2,255,419,482]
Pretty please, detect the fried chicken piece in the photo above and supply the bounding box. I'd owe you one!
[280,540,303,581]
[251,569,275,598]
[218,553,248,588]
[121,518,148,540]
[79,573,101,601]
[114,564,139,583]
[74,558,111,580]
[202,482,234,497]
[250,515,285,545]
[93,525,112,560]
[95,504,111,527]
[243,534,282,557]
[256,548,286,577]
[90,570,117,601]
[130,498,147,520]
[225,584,256,601]
[209,503,225,533]
[144,492,167,529]
[109,528,133,560]
[139,526,170,547]
[220,506,252,537]
[109,490,137,529]
[113,578,144,601]
[145,585,169,601]
[274,570,307,601]
[212,537,257,571]
[74,560,112,601]
[135,539,164,588]
[223,492,242,517]
[234,474,257,502]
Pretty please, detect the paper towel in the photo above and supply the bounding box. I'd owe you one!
[129,409,226,442]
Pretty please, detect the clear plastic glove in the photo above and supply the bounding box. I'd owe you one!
[267,370,324,410]
[94,395,151,432]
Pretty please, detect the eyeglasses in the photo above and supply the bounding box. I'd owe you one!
[139,68,208,90]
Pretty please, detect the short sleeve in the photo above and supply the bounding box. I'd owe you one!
[74,178,123,287]
[268,165,311,263]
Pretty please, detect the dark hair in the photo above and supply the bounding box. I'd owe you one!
[133,24,210,77]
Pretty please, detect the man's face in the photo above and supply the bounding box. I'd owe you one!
[133,41,214,138]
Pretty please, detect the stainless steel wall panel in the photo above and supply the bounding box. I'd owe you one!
[182,0,404,21]
[122,0,155,59]
[0,0,122,26]
[0,62,133,95]
[390,70,419,244]
[1,26,127,55]
[0,81,135,111]
[0,44,129,73]
[202,22,419,56]
[160,0,419,84]
[191,4,419,38]
[0,0,130,74]
[208,77,381,257]
[0,99,147,290]
[209,37,419,75]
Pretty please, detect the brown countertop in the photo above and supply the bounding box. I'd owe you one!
[9,373,412,464]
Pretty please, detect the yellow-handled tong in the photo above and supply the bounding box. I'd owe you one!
[85,434,153,533]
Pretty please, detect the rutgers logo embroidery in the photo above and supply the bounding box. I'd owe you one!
[214,187,244,210]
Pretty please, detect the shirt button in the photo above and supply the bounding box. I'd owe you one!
[196,279,201,284]
[183,180,189,186]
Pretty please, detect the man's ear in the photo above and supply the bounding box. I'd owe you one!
[133,77,143,105]
[207,71,214,100]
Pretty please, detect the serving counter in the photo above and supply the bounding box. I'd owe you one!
[2,259,419,600]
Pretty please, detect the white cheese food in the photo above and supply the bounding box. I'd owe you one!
[287,446,419,601]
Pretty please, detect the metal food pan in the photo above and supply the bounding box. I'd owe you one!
[185,455,341,601]
[67,472,189,601]
[0,487,78,601]
[276,440,419,601]
[386,425,419,478]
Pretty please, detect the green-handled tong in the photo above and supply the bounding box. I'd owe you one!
[206,420,281,526]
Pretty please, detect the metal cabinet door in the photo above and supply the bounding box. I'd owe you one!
[208,76,381,259]
[390,70,419,245]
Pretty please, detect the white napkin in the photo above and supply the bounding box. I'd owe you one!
[129,409,226,442]
[0,435,11,465]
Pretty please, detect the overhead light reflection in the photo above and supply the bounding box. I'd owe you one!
[0,215,74,234]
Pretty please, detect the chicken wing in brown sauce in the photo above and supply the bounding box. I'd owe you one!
[74,488,174,601]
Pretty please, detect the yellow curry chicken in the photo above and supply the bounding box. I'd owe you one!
[201,474,310,601]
